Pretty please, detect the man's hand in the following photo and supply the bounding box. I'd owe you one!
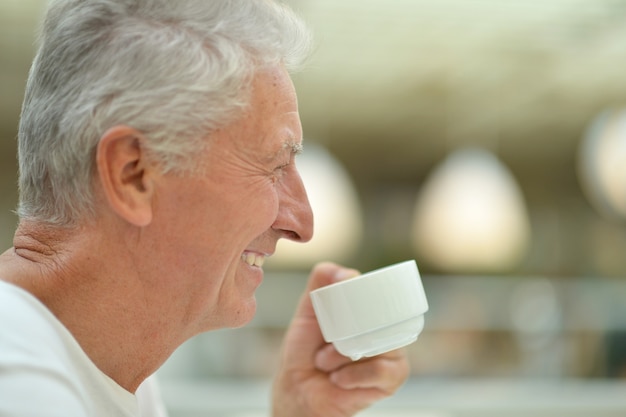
[272,262,410,417]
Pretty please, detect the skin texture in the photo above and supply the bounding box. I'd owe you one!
[0,65,410,415]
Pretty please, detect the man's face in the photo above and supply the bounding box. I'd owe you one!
[151,66,313,333]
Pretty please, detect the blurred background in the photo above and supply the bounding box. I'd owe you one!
[2,0,626,416]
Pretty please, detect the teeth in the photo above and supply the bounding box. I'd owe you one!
[242,253,265,267]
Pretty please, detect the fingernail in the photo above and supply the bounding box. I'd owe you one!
[329,371,341,386]
[314,348,325,369]
[334,268,359,282]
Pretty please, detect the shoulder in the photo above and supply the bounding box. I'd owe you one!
[0,281,92,415]
[0,281,140,416]
[0,280,87,369]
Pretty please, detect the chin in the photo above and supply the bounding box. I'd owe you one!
[227,297,258,329]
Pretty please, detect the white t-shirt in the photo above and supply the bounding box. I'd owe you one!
[0,281,168,417]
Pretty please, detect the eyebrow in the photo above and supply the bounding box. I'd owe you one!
[285,140,303,155]
[264,138,303,165]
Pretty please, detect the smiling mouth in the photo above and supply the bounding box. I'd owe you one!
[242,252,266,267]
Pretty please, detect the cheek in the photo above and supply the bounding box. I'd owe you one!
[204,181,281,244]
[239,186,280,233]
[161,175,280,249]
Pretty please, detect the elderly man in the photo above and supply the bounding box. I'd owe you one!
[0,0,409,416]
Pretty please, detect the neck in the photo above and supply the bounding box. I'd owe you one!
[1,220,183,392]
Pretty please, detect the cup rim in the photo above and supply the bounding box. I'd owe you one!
[310,259,418,294]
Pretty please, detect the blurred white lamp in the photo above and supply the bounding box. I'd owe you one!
[270,143,363,269]
[578,109,626,221]
[411,147,531,273]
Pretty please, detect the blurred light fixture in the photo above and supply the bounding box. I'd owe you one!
[270,142,363,270]
[411,147,531,274]
[578,109,626,222]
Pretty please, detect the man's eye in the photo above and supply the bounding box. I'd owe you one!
[271,163,290,183]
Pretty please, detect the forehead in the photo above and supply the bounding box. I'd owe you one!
[203,66,302,164]
[242,66,301,148]
[252,66,298,115]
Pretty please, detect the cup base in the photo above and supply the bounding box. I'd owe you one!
[332,315,425,361]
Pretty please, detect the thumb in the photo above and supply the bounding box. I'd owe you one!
[277,262,361,374]
[292,262,361,322]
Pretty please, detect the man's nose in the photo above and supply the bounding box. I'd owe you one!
[273,168,314,243]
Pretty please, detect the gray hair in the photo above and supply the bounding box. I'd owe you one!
[17,0,312,226]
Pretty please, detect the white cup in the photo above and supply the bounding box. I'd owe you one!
[310,260,428,361]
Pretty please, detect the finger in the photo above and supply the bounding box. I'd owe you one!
[314,343,353,372]
[291,262,360,321]
[329,349,410,393]
[317,343,407,373]
[279,263,360,368]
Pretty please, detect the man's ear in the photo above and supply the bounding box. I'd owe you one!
[96,126,155,227]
